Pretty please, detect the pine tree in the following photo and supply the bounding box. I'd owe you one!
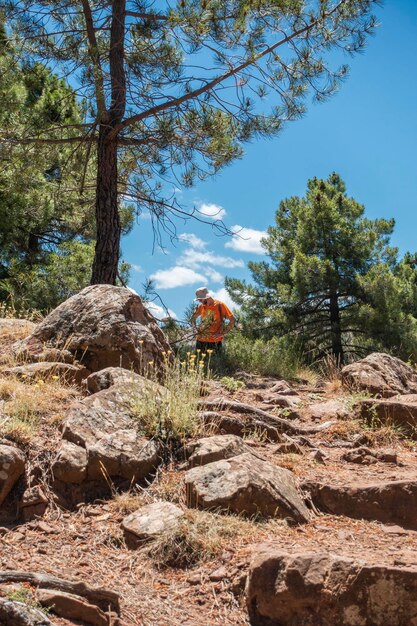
[0,26,133,311]
[225,173,411,364]
[1,0,381,284]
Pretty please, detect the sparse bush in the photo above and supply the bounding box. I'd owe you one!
[130,351,212,444]
[220,376,245,392]
[150,509,286,569]
[0,376,78,444]
[222,333,302,379]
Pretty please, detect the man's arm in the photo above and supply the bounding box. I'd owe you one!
[220,303,236,334]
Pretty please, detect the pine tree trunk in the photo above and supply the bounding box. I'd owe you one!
[90,124,121,285]
[329,292,344,364]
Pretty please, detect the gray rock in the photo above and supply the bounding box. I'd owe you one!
[185,435,252,467]
[87,430,160,481]
[85,366,162,394]
[246,548,417,626]
[3,362,88,386]
[303,399,348,421]
[342,352,417,397]
[185,453,310,523]
[304,479,417,530]
[12,284,171,375]
[355,395,417,438]
[52,441,88,484]
[55,379,163,484]
[0,444,25,506]
[122,501,184,544]
[0,596,52,626]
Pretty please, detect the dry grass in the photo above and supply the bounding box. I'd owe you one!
[318,354,342,384]
[274,453,306,473]
[0,375,79,444]
[150,508,287,569]
[0,320,36,365]
[294,366,320,386]
[319,418,362,443]
[130,352,210,444]
[361,420,407,446]
[326,378,343,394]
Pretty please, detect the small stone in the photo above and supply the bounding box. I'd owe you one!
[186,573,202,585]
[380,524,410,536]
[209,566,228,582]
[37,521,55,534]
[308,449,327,463]
[122,501,184,545]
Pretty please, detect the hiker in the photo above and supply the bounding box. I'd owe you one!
[191,287,236,353]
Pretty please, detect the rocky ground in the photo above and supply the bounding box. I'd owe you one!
[1,287,417,626]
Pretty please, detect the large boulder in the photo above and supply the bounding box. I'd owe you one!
[341,352,417,397]
[52,377,164,485]
[304,479,417,530]
[12,285,171,375]
[0,444,25,506]
[355,394,417,438]
[246,548,417,626]
[185,453,310,523]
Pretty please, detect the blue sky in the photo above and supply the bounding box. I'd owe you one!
[123,0,417,321]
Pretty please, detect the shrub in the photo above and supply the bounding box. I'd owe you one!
[222,332,301,379]
[220,376,245,392]
[130,351,212,444]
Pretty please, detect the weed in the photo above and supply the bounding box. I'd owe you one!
[220,376,246,393]
[0,375,78,444]
[150,509,286,569]
[360,410,407,445]
[130,352,210,444]
[6,585,50,615]
[294,367,320,386]
[317,353,342,383]
[221,333,302,379]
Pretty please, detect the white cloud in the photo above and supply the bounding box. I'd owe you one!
[131,264,143,273]
[150,266,205,289]
[225,225,267,254]
[179,248,244,269]
[206,268,223,283]
[211,287,239,311]
[145,301,177,320]
[178,233,207,249]
[198,202,227,220]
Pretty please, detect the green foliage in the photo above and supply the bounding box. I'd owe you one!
[130,352,209,444]
[220,376,246,392]
[226,173,417,363]
[0,29,133,311]
[222,332,302,378]
[1,0,380,248]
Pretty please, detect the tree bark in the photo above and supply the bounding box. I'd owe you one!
[90,124,121,284]
[90,0,126,285]
[329,291,344,364]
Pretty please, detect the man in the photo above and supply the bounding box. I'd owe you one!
[191,286,236,353]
